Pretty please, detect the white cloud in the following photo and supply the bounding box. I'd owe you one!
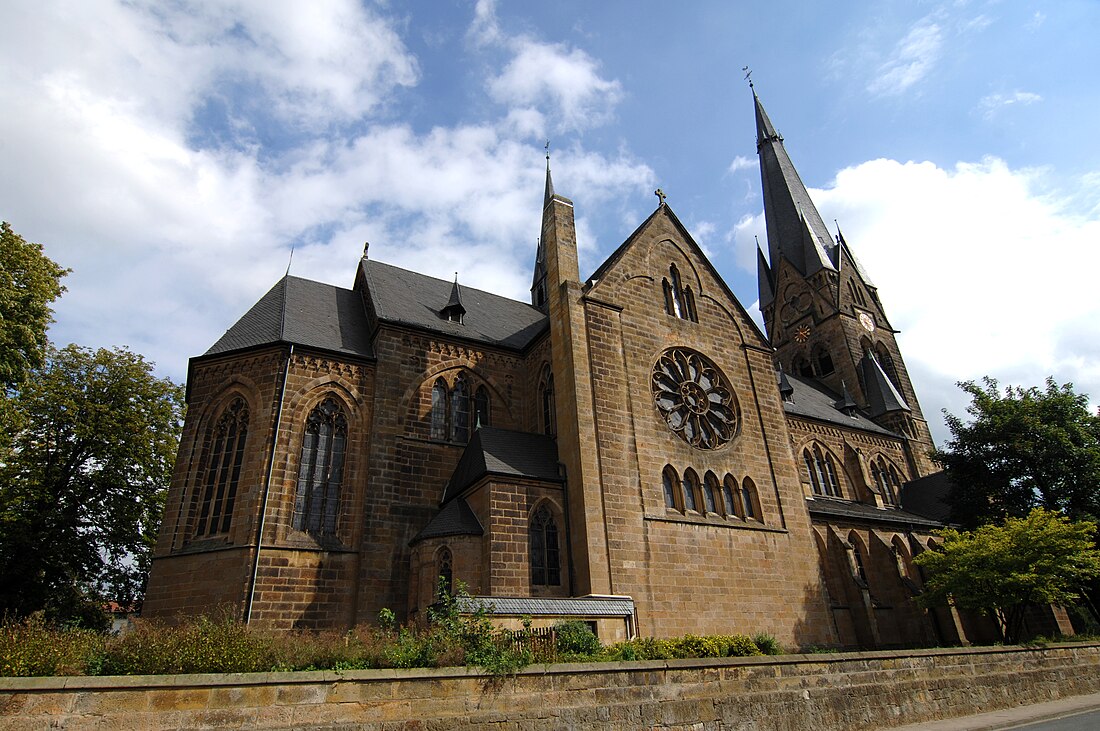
[728,155,755,174]
[867,19,943,96]
[473,0,623,133]
[0,0,650,384]
[979,91,1042,120]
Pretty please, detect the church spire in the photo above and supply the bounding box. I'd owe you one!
[754,90,835,282]
[543,141,554,209]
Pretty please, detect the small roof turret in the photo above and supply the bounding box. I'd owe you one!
[440,274,466,324]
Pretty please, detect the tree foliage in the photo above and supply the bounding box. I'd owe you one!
[0,345,184,626]
[914,508,1100,643]
[0,222,68,390]
[934,377,1100,528]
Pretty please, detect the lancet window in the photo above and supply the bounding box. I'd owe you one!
[194,397,249,538]
[429,373,490,444]
[293,397,348,536]
[529,504,561,586]
[662,264,698,322]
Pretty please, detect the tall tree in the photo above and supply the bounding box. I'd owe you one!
[915,508,1100,643]
[0,221,68,390]
[935,377,1100,528]
[0,345,184,626]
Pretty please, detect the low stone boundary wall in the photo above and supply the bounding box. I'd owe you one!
[3,643,1100,730]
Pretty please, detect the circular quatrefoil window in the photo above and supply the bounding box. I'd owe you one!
[652,348,739,450]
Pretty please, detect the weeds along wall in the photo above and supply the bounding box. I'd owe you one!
[4,644,1100,730]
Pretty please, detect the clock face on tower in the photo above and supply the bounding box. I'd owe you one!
[859,312,875,332]
[793,324,811,343]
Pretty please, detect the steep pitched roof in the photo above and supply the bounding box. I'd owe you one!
[409,498,484,545]
[755,91,836,279]
[900,470,955,523]
[858,353,911,417]
[443,426,562,503]
[782,373,898,436]
[585,202,772,349]
[205,276,374,358]
[359,259,548,351]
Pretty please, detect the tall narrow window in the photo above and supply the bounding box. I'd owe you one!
[682,469,699,512]
[194,397,249,537]
[530,504,560,586]
[722,475,740,518]
[742,477,758,521]
[703,472,719,514]
[451,375,470,443]
[669,265,685,318]
[438,547,454,598]
[813,346,835,376]
[849,538,868,584]
[824,454,841,498]
[662,466,678,509]
[662,278,675,316]
[804,449,822,495]
[431,379,448,440]
[293,397,348,536]
[540,368,555,436]
[684,287,698,322]
[474,385,491,428]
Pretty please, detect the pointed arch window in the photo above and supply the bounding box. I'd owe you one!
[682,469,700,512]
[451,375,470,443]
[875,343,901,390]
[793,355,814,378]
[437,547,454,598]
[871,456,902,506]
[540,367,555,436]
[530,504,561,586]
[804,445,841,497]
[293,397,348,536]
[849,536,868,585]
[663,264,698,322]
[662,465,678,509]
[702,471,719,514]
[194,397,249,537]
[812,346,835,376]
[741,477,759,521]
[430,379,448,440]
[722,475,740,518]
[474,385,491,428]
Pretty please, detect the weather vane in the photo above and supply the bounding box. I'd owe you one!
[742,66,753,89]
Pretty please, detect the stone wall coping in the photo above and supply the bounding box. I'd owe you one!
[3,642,1098,693]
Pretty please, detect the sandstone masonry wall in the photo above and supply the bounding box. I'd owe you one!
[3,644,1100,730]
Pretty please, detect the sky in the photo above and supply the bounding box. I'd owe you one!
[2,0,1099,447]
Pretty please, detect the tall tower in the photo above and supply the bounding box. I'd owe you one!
[753,91,936,475]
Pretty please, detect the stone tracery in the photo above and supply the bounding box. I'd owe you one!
[652,348,738,449]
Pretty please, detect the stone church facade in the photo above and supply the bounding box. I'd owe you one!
[143,93,999,648]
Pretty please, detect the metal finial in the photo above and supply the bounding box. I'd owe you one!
[742,66,753,89]
[362,241,369,259]
[286,245,294,276]
[655,188,667,206]
[545,139,550,161]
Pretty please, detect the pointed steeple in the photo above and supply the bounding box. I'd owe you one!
[757,243,774,307]
[858,352,910,417]
[543,146,554,209]
[441,274,466,323]
[754,90,836,282]
[776,365,794,402]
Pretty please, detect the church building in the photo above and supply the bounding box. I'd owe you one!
[143,92,999,649]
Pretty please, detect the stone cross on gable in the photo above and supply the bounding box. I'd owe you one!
[655,188,666,206]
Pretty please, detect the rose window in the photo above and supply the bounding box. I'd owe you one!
[652,348,738,449]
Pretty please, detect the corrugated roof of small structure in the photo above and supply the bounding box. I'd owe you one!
[782,373,898,436]
[360,259,548,351]
[205,276,374,358]
[409,498,484,545]
[457,595,635,617]
[444,426,561,503]
[806,497,943,528]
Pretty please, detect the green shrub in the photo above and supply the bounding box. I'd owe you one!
[752,633,782,655]
[0,613,105,676]
[554,621,601,656]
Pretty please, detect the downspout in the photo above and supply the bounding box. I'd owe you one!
[245,343,293,623]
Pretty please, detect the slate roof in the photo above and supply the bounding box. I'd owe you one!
[443,427,562,503]
[900,470,955,524]
[409,498,484,545]
[205,276,374,359]
[806,497,943,529]
[360,260,548,351]
[781,373,898,437]
[456,595,635,617]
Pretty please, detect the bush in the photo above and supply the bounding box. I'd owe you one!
[554,621,601,656]
[601,633,763,662]
[0,613,105,676]
[752,633,782,655]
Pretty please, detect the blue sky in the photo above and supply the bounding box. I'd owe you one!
[2,0,1098,445]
